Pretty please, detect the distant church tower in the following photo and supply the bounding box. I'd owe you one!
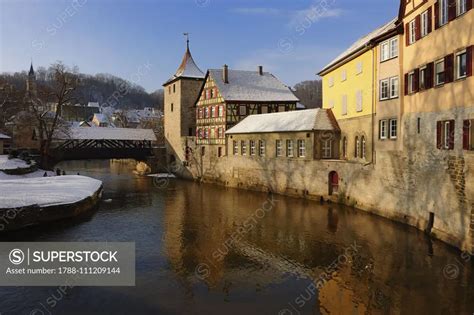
[26,62,37,97]
[163,35,205,166]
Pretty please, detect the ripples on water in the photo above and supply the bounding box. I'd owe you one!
[0,159,473,315]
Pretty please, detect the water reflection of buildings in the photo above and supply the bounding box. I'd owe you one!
[163,182,474,314]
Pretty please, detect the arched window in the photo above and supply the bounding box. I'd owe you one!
[361,136,366,159]
[342,137,348,159]
[355,136,360,158]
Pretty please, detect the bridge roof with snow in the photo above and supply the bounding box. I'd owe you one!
[58,127,157,141]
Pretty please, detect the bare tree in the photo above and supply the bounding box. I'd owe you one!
[26,62,80,167]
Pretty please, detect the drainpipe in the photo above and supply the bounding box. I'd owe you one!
[372,46,376,165]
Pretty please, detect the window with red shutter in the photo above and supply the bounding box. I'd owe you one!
[404,73,409,95]
[437,121,443,149]
[426,62,434,88]
[405,24,410,46]
[414,69,420,92]
[427,7,433,33]
[448,120,455,150]
[448,0,457,21]
[445,54,454,83]
[463,120,471,150]
[467,46,473,77]
[434,2,440,29]
[415,15,421,40]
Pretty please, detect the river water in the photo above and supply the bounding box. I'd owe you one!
[0,159,473,315]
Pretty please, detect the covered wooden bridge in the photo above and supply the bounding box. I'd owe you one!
[52,127,157,161]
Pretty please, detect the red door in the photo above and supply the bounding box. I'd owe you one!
[329,172,339,195]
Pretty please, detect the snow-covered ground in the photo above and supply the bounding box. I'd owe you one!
[0,176,102,209]
[0,169,55,180]
[0,155,35,171]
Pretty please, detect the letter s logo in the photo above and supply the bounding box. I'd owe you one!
[9,249,25,265]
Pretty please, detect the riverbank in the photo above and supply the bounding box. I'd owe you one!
[0,176,103,232]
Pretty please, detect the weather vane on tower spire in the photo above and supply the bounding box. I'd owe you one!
[183,32,190,49]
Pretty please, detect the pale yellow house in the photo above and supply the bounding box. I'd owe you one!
[319,19,399,163]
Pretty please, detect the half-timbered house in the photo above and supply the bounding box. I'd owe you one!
[195,65,299,157]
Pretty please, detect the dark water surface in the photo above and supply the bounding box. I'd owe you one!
[1,159,473,315]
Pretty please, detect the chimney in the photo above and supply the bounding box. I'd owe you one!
[223,64,229,84]
[258,66,263,75]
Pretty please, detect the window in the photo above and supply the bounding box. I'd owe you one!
[286,140,294,157]
[276,140,283,157]
[440,0,448,26]
[390,38,398,58]
[204,107,209,118]
[218,127,224,139]
[250,140,256,156]
[261,106,268,114]
[463,120,473,150]
[381,38,398,61]
[409,20,416,44]
[218,105,224,117]
[380,120,388,139]
[361,136,366,160]
[342,137,348,158]
[381,42,390,61]
[389,119,398,139]
[421,11,429,37]
[233,141,238,155]
[171,103,174,112]
[173,84,176,93]
[298,140,306,158]
[408,72,415,93]
[239,106,247,116]
[204,128,209,139]
[380,79,390,100]
[355,136,360,158]
[198,108,203,119]
[356,62,363,74]
[341,95,348,115]
[259,140,266,156]
[241,140,247,155]
[210,89,215,98]
[356,90,363,112]
[419,66,427,90]
[341,70,347,81]
[437,120,455,150]
[456,50,467,79]
[390,77,399,98]
[210,106,215,118]
[322,140,332,159]
[435,59,445,85]
[457,0,467,16]
[328,76,334,87]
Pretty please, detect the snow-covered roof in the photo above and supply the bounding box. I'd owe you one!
[209,69,299,102]
[0,132,10,139]
[88,102,100,108]
[61,127,157,141]
[319,18,398,74]
[226,109,339,134]
[296,103,306,109]
[165,45,205,85]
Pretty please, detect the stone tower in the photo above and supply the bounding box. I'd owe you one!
[26,62,37,97]
[163,38,205,166]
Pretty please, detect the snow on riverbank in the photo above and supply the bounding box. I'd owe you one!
[0,155,34,171]
[0,176,103,209]
[0,169,55,180]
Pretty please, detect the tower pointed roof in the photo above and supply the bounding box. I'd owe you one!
[29,62,35,76]
[164,40,204,85]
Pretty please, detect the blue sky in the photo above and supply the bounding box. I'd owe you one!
[0,0,399,92]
